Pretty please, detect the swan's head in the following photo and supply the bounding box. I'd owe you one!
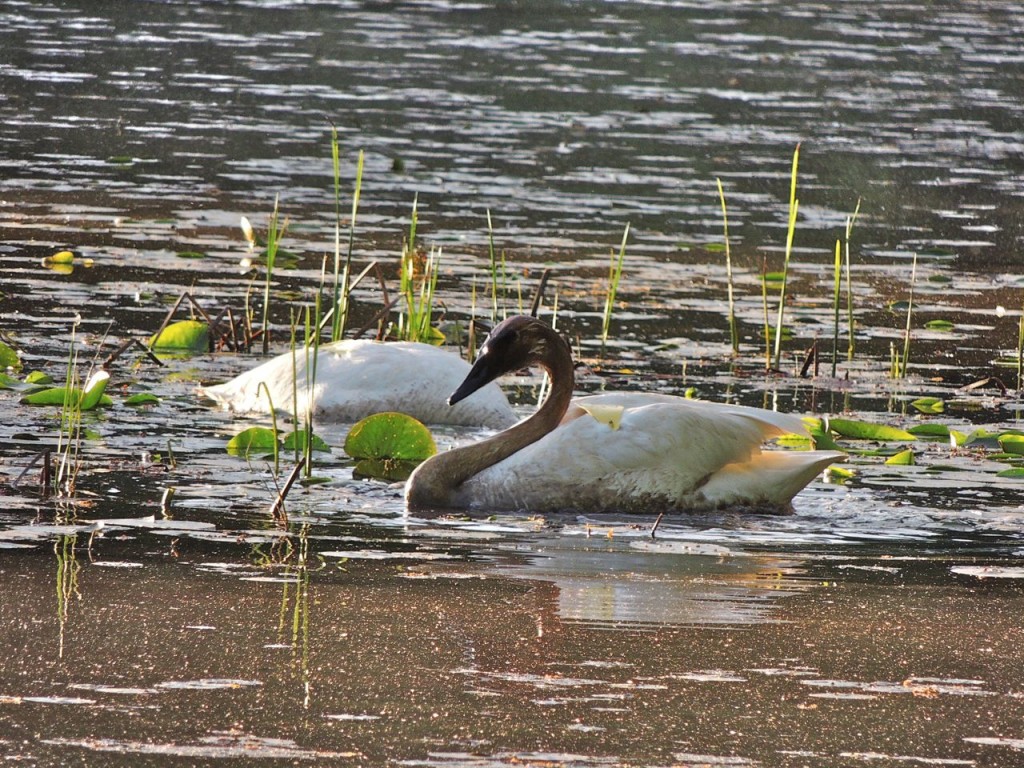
[448,315,556,406]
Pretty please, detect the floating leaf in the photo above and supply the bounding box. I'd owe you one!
[48,250,75,264]
[802,418,844,451]
[827,418,916,441]
[150,320,209,353]
[996,467,1024,478]
[997,434,1024,455]
[908,423,950,438]
[0,340,21,371]
[885,449,915,465]
[762,271,787,283]
[79,371,110,410]
[910,397,945,414]
[226,427,279,457]
[25,370,53,385]
[124,393,160,406]
[176,251,206,260]
[924,319,954,331]
[827,465,856,480]
[282,430,330,453]
[21,370,110,411]
[0,372,22,390]
[951,428,1002,448]
[343,412,436,462]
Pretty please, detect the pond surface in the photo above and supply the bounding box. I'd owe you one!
[2,1,1024,765]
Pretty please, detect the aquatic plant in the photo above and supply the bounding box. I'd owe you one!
[601,223,630,348]
[485,209,507,323]
[831,240,842,377]
[329,136,363,342]
[716,179,739,354]
[343,411,436,481]
[772,144,801,371]
[893,252,918,379]
[260,196,286,355]
[844,199,861,361]
[396,196,442,344]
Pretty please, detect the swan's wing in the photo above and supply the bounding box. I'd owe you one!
[457,395,810,511]
[200,341,516,427]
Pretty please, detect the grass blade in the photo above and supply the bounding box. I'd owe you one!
[716,178,739,354]
[601,223,630,349]
[772,143,800,370]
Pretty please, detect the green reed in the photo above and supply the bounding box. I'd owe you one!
[893,252,918,378]
[486,209,505,322]
[760,255,771,370]
[772,144,800,370]
[845,199,861,361]
[601,223,630,348]
[831,239,842,378]
[330,135,363,342]
[716,179,739,354]
[397,196,440,342]
[1018,305,1024,392]
[261,195,286,355]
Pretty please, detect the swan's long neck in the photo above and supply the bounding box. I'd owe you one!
[406,331,574,510]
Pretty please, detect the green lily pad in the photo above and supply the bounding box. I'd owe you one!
[226,427,279,457]
[924,319,954,331]
[25,371,54,385]
[997,434,1024,455]
[996,467,1024,478]
[124,393,161,406]
[282,430,331,453]
[910,397,945,414]
[343,412,436,462]
[908,423,950,438]
[0,340,21,371]
[150,320,209,353]
[79,371,111,410]
[885,449,915,466]
[951,428,1002,448]
[803,418,844,451]
[176,251,207,259]
[827,465,856,480]
[0,372,24,390]
[21,370,111,411]
[827,418,916,441]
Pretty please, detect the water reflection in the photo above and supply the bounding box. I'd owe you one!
[3,1,1024,763]
[492,538,805,628]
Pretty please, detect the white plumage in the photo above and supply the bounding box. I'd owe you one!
[454,394,830,512]
[406,316,844,514]
[201,339,517,428]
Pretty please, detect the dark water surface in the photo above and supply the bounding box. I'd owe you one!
[2,1,1024,765]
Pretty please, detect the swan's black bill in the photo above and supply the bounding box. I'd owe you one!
[448,352,503,406]
[448,315,537,407]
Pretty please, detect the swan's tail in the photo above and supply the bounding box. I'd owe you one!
[699,450,845,508]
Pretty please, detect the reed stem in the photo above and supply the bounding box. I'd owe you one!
[772,143,800,371]
[716,178,739,354]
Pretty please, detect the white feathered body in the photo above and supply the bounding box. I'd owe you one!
[201,340,517,428]
[447,393,841,513]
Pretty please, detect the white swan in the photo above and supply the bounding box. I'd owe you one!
[201,339,517,428]
[406,315,844,514]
